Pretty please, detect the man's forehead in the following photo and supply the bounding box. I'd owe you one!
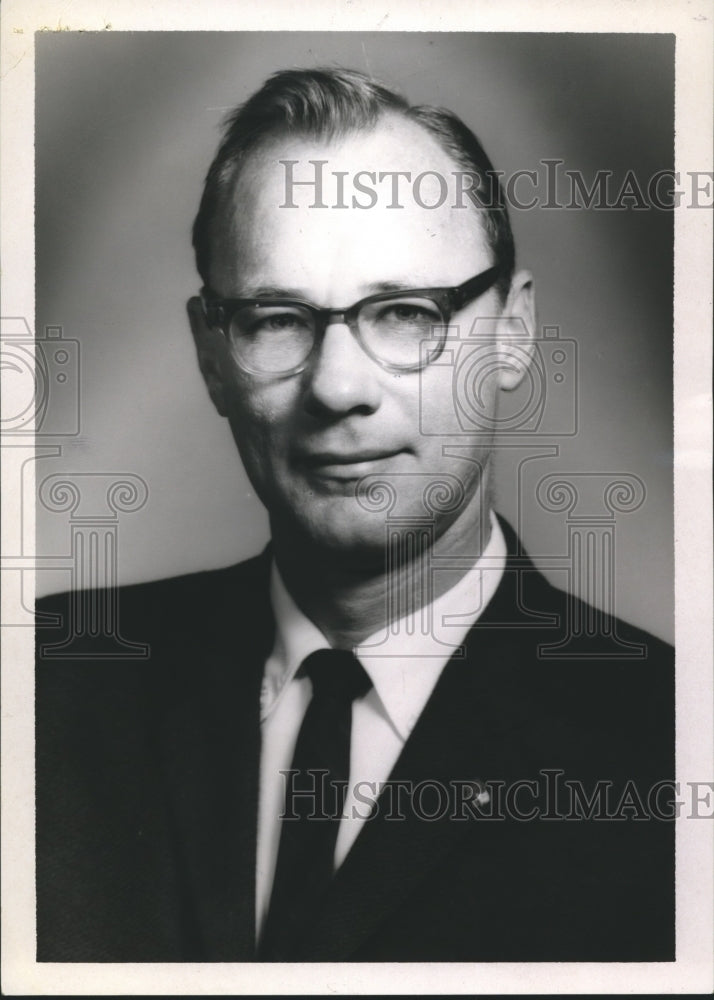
[208,115,491,293]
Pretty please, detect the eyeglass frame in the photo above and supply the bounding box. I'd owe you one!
[198,263,502,377]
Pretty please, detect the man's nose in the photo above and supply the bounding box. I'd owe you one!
[303,320,383,416]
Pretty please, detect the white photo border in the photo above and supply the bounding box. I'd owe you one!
[1,0,712,994]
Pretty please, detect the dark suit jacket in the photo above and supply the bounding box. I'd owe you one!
[36,519,674,962]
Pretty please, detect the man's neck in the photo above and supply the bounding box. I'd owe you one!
[271,493,493,649]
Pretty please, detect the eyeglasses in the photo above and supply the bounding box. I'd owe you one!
[199,264,501,376]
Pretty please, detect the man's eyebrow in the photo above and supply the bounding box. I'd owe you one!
[236,279,441,301]
[363,279,437,294]
[238,285,308,299]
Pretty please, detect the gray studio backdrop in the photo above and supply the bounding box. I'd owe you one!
[35,32,674,643]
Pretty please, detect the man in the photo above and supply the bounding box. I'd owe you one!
[36,68,674,962]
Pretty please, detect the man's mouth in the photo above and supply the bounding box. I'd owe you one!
[298,448,405,479]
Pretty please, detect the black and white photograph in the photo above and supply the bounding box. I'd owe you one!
[1,2,712,995]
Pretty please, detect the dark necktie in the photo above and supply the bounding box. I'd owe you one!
[258,648,372,960]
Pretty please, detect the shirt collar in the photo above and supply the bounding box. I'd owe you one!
[260,563,329,719]
[262,511,507,739]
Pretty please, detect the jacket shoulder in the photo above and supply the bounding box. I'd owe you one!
[36,550,269,618]
[38,549,269,640]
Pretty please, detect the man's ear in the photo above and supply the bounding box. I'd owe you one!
[494,269,536,392]
[186,297,230,417]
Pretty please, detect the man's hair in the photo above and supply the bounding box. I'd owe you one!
[192,67,515,301]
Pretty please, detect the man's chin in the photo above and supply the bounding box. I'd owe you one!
[273,500,388,564]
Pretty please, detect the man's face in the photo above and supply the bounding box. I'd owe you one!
[192,114,533,561]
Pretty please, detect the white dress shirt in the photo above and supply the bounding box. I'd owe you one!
[255,511,507,938]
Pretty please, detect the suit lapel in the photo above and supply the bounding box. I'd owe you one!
[305,560,544,960]
[156,555,273,960]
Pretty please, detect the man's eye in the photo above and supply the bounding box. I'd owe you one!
[246,310,310,335]
[390,304,426,320]
[264,313,305,330]
[378,302,440,326]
